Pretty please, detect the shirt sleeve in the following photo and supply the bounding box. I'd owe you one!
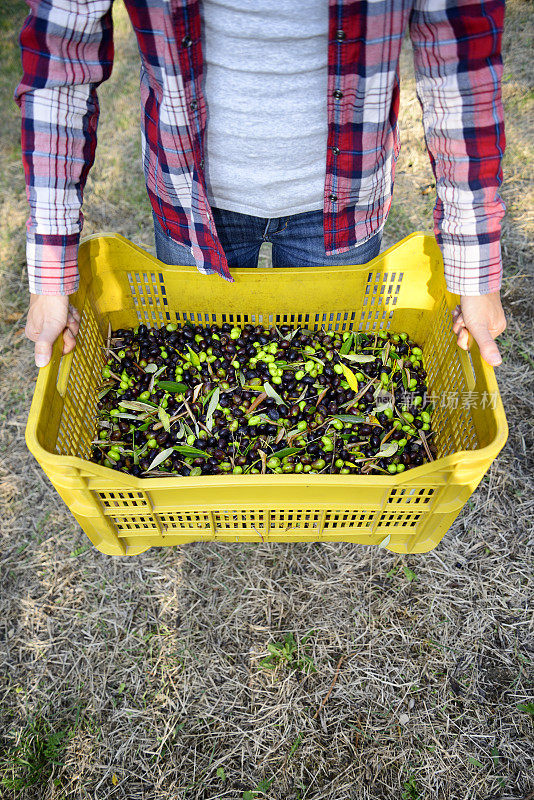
[14,0,114,295]
[409,0,506,296]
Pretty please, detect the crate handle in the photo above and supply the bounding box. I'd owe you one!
[55,349,74,398]
[457,344,476,391]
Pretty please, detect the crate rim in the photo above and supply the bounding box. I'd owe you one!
[25,231,508,489]
[71,229,438,281]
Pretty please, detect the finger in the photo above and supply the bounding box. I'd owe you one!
[66,311,80,338]
[25,321,41,343]
[452,313,465,336]
[62,326,77,355]
[35,321,62,368]
[68,303,81,323]
[470,326,502,367]
[456,326,470,351]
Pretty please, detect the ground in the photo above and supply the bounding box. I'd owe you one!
[0,2,532,799]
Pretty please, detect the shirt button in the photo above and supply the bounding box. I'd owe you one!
[331,146,340,156]
[190,100,198,111]
[336,29,346,41]
[333,89,343,100]
[329,193,338,202]
[182,35,192,48]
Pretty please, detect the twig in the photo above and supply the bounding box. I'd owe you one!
[317,387,329,406]
[419,430,434,461]
[183,399,208,432]
[246,392,267,416]
[314,654,349,719]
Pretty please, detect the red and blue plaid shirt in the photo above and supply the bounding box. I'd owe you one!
[15,0,505,297]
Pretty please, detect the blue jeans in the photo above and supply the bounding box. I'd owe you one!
[153,207,382,268]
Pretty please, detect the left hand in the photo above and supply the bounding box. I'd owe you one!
[452,291,506,367]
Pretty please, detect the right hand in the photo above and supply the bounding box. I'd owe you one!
[25,294,81,368]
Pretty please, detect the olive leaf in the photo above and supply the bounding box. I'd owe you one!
[98,386,113,400]
[158,405,171,432]
[205,386,220,431]
[144,363,158,373]
[375,401,393,413]
[378,534,391,549]
[331,414,366,423]
[201,387,216,407]
[341,364,359,392]
[285,328,300,342]
[182,421,194,438]
[341,353,376,363]
[339,333,353,355]
[173,445,209,458]
[377,441,398,457]
[157,381,188,394]
[118,400,158,412]
[186,345,200,368]
[263,382,285,405]
[271,446,301,458]
[143,447,174,473]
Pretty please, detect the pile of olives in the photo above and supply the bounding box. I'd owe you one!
[91,322,437,477]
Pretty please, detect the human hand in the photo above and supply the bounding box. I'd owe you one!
[25,294,81,368]
[451,291,506,367]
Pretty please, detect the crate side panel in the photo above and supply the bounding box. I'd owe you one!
[425,297,479,457]
[56,303,104,459]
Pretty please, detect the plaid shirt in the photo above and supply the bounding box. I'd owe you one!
[16,0,505,297]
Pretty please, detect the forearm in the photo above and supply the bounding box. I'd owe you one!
[410,0,506,297]
[15,0,114,295]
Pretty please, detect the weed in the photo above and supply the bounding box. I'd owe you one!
[403,565,418,582]
[243,777,274,799]
[0,715,76,791]
[401,775,422,800]
[260,631,316,674]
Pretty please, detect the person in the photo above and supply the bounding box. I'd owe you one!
[16,0,507,369]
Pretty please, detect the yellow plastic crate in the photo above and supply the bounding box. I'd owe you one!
[25,233,507,556]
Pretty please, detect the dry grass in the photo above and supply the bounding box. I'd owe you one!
[0,1,533,798]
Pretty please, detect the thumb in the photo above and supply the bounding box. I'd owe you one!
[470,324,502,367]
[35,321,62,368]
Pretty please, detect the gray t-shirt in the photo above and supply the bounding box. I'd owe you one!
[201,0,328,218]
